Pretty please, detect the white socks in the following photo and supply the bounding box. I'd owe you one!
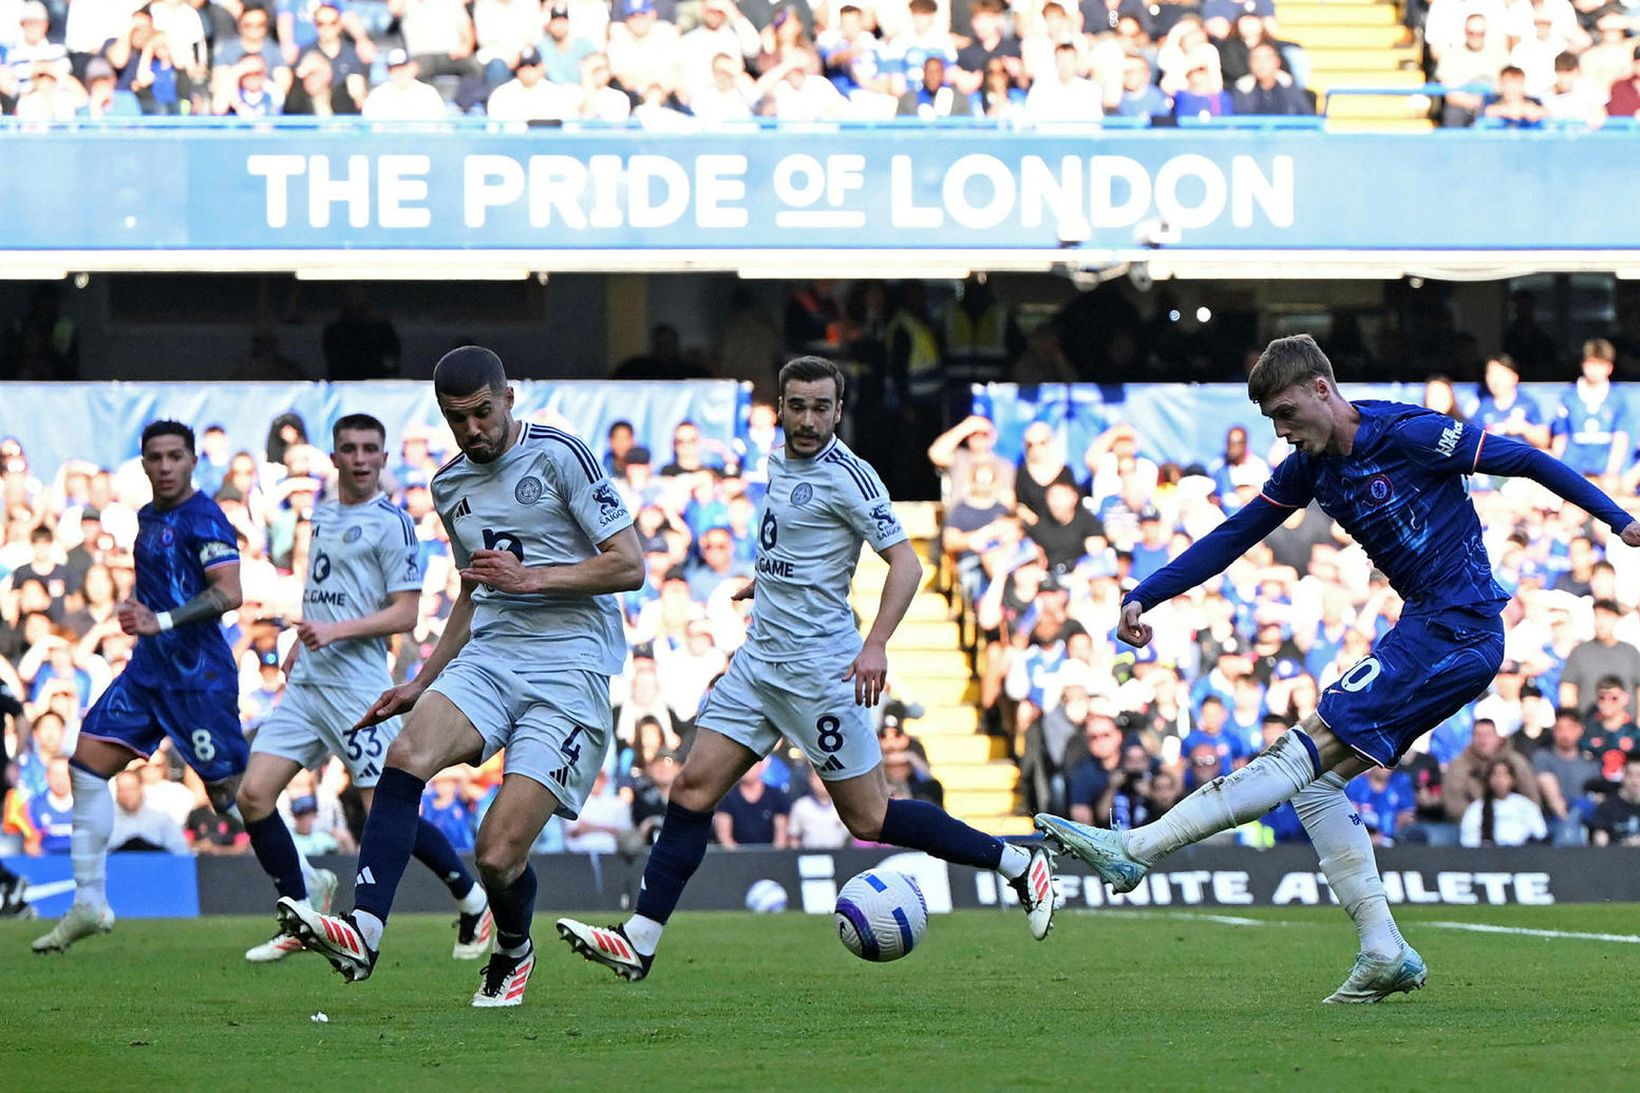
[353,910,385,950]
[457,885,489,916]
[1125,731,1319,866]
[70,766,113,910]
[1292,771,1406,959]
[624,914,663,956]
[997,843,1031,881]
[299,856,321,896]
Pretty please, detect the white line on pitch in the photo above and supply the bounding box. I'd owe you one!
[1082,910,1276,927]
[1425,921,1640,945]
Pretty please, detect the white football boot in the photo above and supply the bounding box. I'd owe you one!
[556,918,653,982]
[471,945,536,1008]
[1008,844,1058,940]
[1323,946,1428,1004]
[32,903,116,954]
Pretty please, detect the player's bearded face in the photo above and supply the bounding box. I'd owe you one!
[141,436,197,505]
[779,378,843,458]
[439,386,516,463]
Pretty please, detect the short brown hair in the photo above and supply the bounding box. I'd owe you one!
[1247,334,1337,404]
[778,355,846,403]
[1584,338,1616,363]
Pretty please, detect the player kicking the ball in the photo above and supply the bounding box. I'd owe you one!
[279,347,644,1007]
[558,356,1056,983]
[34,422,249,953]
[237,414,491,965]
[1037,334,1640,1003]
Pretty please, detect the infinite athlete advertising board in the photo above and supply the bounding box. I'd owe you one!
[184,846,1640,918]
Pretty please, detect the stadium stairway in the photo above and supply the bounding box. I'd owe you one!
[1280,0,1433,132]
[849,503,1035,839]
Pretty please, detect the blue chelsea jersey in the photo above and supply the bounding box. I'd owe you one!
[126,490,241,691]
[1261,401,1507,617]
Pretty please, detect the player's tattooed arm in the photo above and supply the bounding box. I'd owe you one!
[119,564,242,636]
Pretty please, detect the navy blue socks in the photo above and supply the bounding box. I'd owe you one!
[632,801,715,925]
[245,812,307,902]
[490,864,538,956]
[414,817,478,901]
[880,798,1006,871]
[351,766,426,930]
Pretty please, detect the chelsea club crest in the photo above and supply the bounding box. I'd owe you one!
[515,476,544,505]
[790,483,814,507]
[344,526,364,543]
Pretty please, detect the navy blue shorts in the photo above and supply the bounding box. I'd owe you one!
[79,674,248,785]
[1316,608,1504,768]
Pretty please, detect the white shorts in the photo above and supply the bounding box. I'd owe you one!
[252,681,399,788]
[698,650,880,781]
[426,648,611,821]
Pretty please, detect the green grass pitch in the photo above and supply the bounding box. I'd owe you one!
[5,905,1636,1090]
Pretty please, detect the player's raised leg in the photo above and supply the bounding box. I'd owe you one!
[1036,721,1341,892]
[280,692,482,981]
[558,728,759,981]
[1291,764,1424,1003]
[467,774,558,1007]
[238,752,336,961]
[31,734,128,953]
[827,764,1053,939]
[405,806,492,959]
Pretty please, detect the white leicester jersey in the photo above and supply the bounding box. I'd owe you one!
[431,422,634,675]
[290,494,424,690]
[743,436,906,663]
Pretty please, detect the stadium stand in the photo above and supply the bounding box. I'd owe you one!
[6,313,1640,854]
[0,0,1556,128]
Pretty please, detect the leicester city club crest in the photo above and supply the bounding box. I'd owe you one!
[515,476,544,505]
[790,483,814,507]
[344,526,364,543]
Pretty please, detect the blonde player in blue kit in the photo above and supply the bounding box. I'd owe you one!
[235,414,491,965]
[557,356,1057,982]
[1037,334,1640,1003]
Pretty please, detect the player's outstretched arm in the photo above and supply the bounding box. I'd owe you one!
[1473,433,1640,544]
[355,579,476,729]
[844,539,923,708]
[118,563,242,636]
[460,526,645,597]
[1120,498,1294,625]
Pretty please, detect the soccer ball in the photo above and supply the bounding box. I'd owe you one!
[745,879,789,914]
[833,870,928,962]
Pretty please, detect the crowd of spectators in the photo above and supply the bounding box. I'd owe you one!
[941,336,1640,848]
[0,0,1317,123]
[1423,0,1640,125]
[1,400,945,861]
[7,325,1640,864]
